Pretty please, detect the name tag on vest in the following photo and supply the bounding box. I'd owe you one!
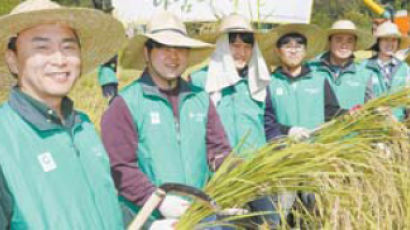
[150,112,161,124]
[38,152,57,172]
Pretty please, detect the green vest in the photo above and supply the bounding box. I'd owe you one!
[120,74,210,188]
[0,103,123,229]
[98,65,118,86]
[268,68,326,130]
[309,55,369,110]
[191,67,266,154]
[363,58,409,120]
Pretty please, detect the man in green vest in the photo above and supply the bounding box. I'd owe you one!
[261,23,344,225]
[0,0,127,229]
[363,21,410,120]
[101,11,231,228]
[310,20,375,110]
[262,23,344,140]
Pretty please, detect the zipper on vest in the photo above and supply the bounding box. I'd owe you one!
[174,117,181,144]
[67,128,106,226]
[64,127,81,156]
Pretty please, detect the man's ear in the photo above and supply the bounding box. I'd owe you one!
[5,50,19,76]
[143,46,150,63]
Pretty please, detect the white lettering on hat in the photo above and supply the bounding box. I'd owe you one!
[150,112,161,124]
[37,152,57,172]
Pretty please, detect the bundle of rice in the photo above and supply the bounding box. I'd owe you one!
[177,87,410,229]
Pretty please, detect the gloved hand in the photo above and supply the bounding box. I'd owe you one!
[149,219,177,230]
[288,127,311,141]
[158,195,190,218]
[349,104,362,115]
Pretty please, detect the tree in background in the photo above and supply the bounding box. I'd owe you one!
[0,0,20,15]
[312,0,373,30]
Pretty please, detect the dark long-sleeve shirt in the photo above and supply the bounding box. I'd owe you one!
[264,87,284,141]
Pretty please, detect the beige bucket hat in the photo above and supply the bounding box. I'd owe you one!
[0,0,126,76]
[327,19,374,51]
[260,23,326,67]
[121,11,213,71]
[374,21,410,50]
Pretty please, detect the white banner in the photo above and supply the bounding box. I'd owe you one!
[113,0,314,25]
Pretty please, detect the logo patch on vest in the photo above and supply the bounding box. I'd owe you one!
[371,75,378,85]
[38,152,57,172]
[276,87,284,95]
[150,112,161,124]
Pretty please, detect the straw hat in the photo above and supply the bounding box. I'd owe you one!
[327,20,374,51]
[260,23,326,67]
[0,0,126,76]
[121,11,213,71]
[374,21,410,50]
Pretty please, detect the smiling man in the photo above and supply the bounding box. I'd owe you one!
[101,11,231,228]
[0,0,126,229]
[261,23,345,226]
[263,24,344,140]
[309,20,374,109]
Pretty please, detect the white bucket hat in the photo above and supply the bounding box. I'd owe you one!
[374,21,410,50]
[0,0,126,76]
[121,11,213,71]
[197,13,274,48]
[198,13,254,43]
[327,19,374,51]
[260,23,326,67]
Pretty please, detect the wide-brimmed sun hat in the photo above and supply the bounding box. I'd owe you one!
[260,23,326,67]
[121,11,214,71]
[373,21,410,50]
[0,0,126,77]
[197,13,275,48]
[198,13,255,43]
[326,19,374,51]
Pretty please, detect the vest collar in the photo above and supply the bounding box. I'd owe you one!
[275,64,312,80]
[318,51,356,74]
[139,71,195,100]
[8,87,80,131]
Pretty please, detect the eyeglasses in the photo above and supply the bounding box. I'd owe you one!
[280,44,305,52]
